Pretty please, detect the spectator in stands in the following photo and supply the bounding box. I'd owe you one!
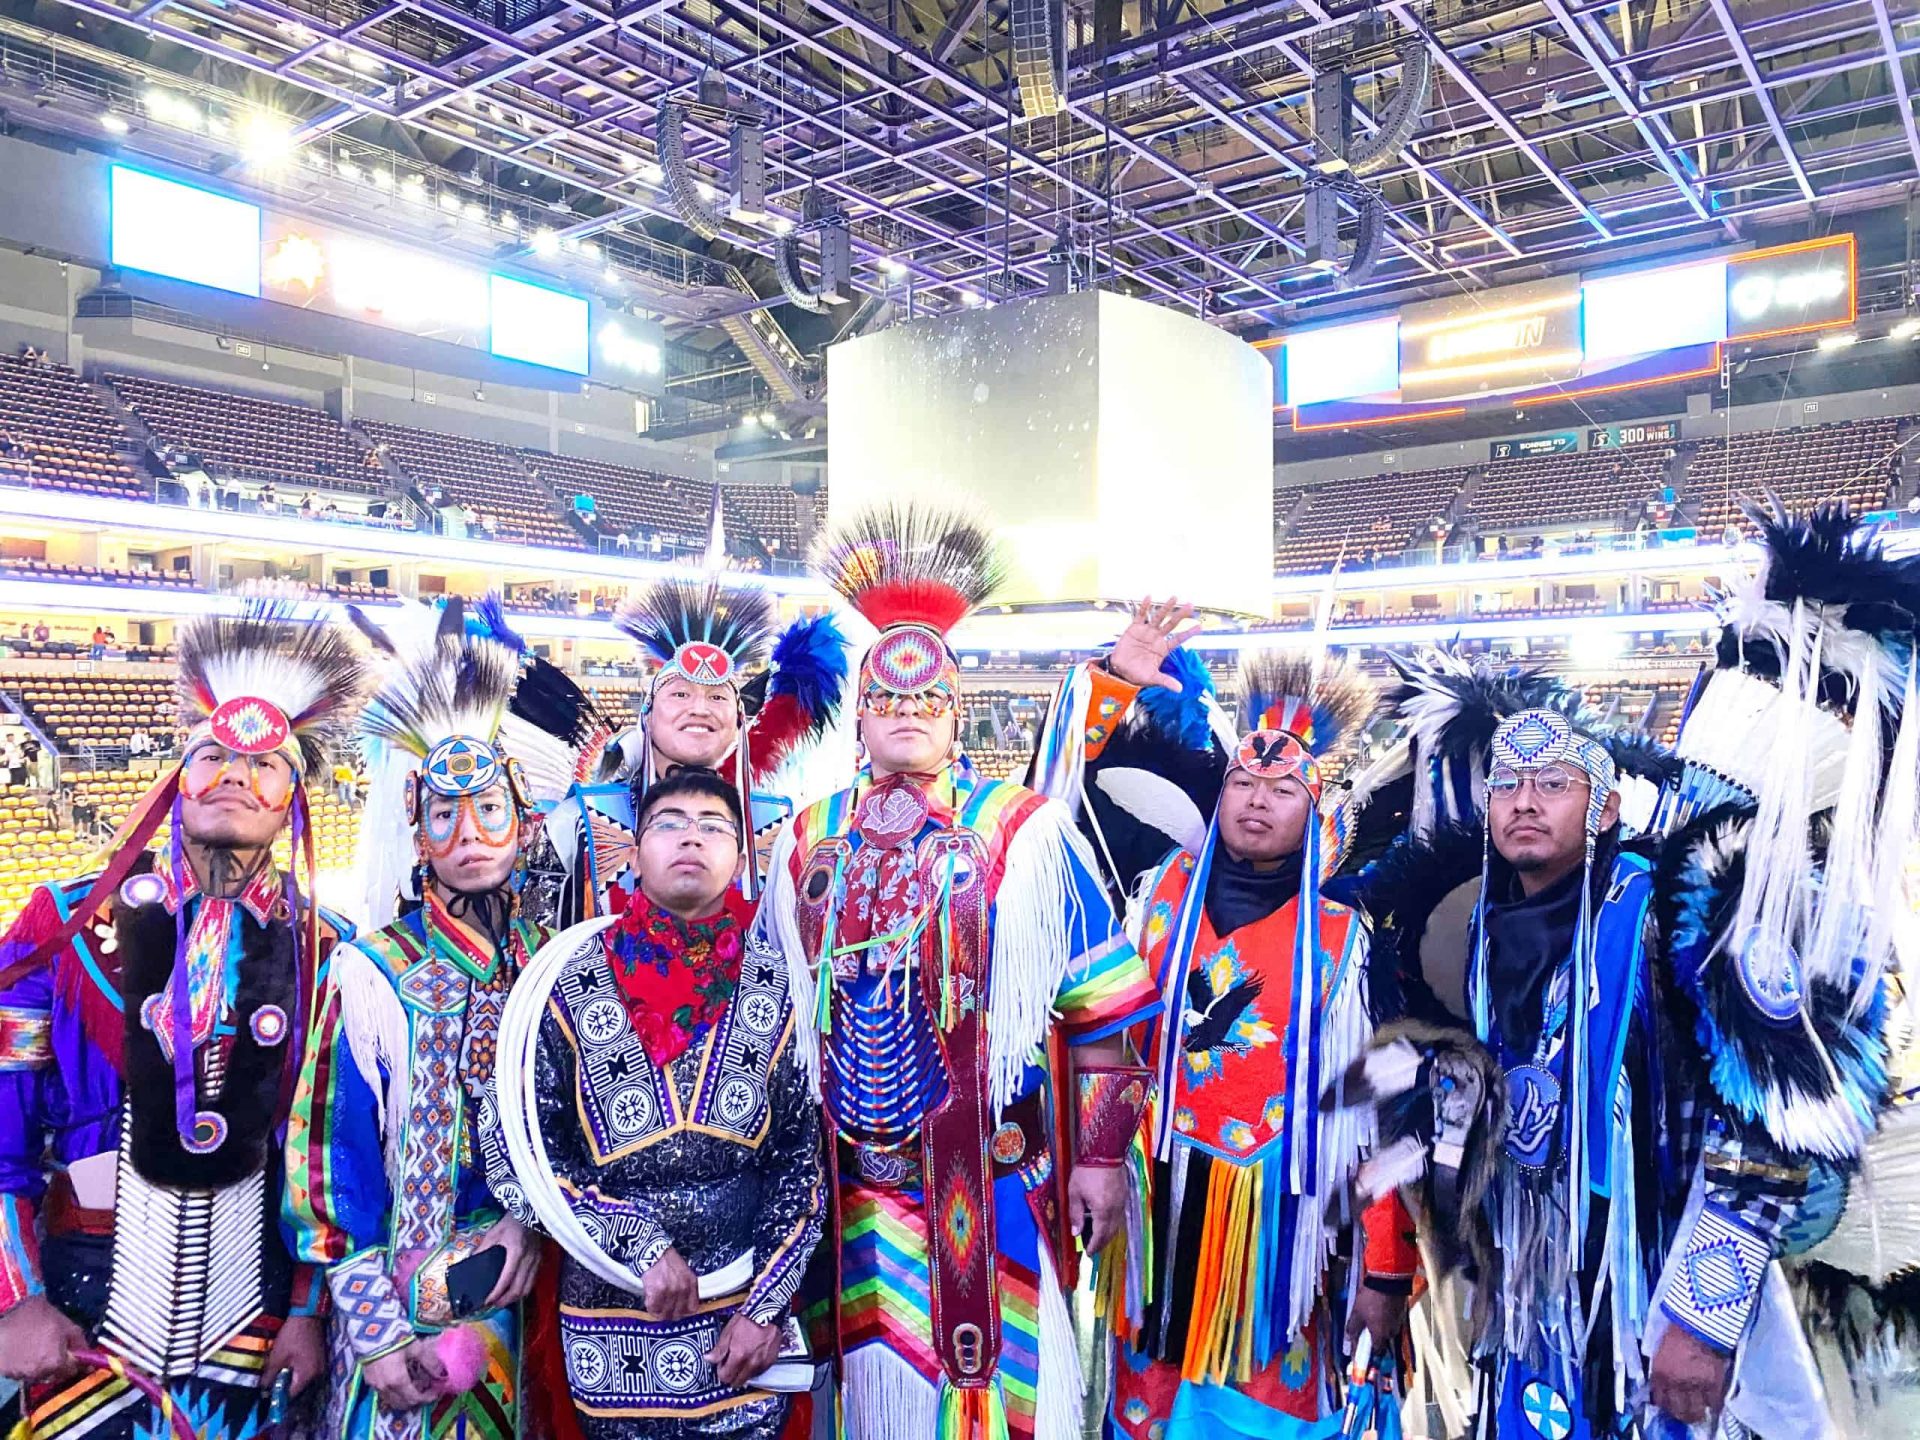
[0,429,18,458]
[31,621,48,643]
[14,623,27,643]
[330,755,357,808]
[89,625,107,660]
[258,481,279,514]
[0,734,22,786]
[299,490,319,517]
[127,727,151,758]
[481,513,499,538]
[460,502,479,529]
[322,500,341,519]
[615,531,632,552]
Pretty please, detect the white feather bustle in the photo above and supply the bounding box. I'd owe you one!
[327,941,412,1188]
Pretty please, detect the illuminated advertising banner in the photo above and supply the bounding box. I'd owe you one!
[1582,262,1726,364]
[1725,235,1855,341]
[110,166,262,299]
[261,213,490,348]
[109,167,596,378]
[1590,420,1680,448]
[1491,432,1578,460]
[1398,276,1583,403]
[1279,317,1401,408]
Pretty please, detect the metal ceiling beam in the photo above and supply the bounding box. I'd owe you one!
[1866,0,1920,173]
[929,0,989,65]
[1702,0,1816,202]
[1539,0,1717,226]
[1385,1,1612,238]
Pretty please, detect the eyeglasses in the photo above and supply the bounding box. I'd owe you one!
[182,744,295,808]
[1487,763,1584,798]
[642,813,741,842]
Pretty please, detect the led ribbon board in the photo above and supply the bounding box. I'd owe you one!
[1397,276,1583,404]
[110,166,262,298]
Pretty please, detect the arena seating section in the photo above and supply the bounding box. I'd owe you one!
[108,374,381,495]
[11,674,174,750]
[1274,467,1469,573]
[362,420,586,550]
[0,557,194,590]
[1687,416,1899,536]
[1466,442,1675,531]
[0,355,148,498]
[525,450,707,542]
[722,486,802,556]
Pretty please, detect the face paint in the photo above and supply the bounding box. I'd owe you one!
[859,674,960,719]
[419,789,520,859]
[181,742,297,811]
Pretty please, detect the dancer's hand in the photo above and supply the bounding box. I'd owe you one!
[0,1294,85,1384]
[362,1338,445,1410]
[1067,1163,1130,1255]
[1649,1325,1731,1425]
[641,1247,700,1321]
[706,1313,783,1389]
[1106,599,1202,690]
[263,1314,326,1396]
[1345,1285,1409,1354]
[478,1215,541,1309]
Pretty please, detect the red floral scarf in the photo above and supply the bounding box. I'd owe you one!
[604,888,755,1066]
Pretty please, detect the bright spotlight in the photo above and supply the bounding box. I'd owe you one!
[1817,330,1859,352]
[879,257,906,277]
[961,288,984,306]
[101,113,129,135]
[531,227,561,258]
[438,191,462,215]
[770,217,794,236]
[370,167,393,190]
[1892,318,1920,341]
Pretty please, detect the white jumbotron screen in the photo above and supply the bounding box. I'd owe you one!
[109,165,262,298]
[828,291,1273,616]
[489,274,589,375]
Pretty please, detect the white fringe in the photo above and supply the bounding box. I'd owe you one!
[755,823,821,1099]
[355,737,418,934]
[987,800,1092,1116]
[1033,1231,1083,1440]
[498,713,577,805]
[841,1343,938,1440]
[1029,663,1095,818]
[1806,644,1882,988]
[1290,918,1375,1341]
[329,941,411,1185]
[1731,603,1817,980]
[1864,664,1920,1020]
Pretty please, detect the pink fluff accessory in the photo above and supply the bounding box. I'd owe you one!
[432,1323,492,1396]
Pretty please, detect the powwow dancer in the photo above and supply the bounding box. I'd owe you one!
[0,596,369,1439]
[1338,507,1904,1439]
[542,579,845,923]
[1089,654,1418,1440]
[487,767,826,1439]
[751,505,1163,1440]
[284,598,599,1439]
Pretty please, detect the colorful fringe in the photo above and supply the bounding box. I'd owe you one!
[936,1382,1010,1440]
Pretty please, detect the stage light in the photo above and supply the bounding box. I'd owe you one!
[370,167,393,190]
[439,191,462,214]
[1892,318,1920,341]
[770,217,794,236]
[961,288,984,306]
[531,227,560,258]
[348,50,379,74]
[1817,330,1858,352]
[400,174,427,202]
[145,88,204,131]
[641,163,664,185]
[101,113,129,135]
[603,265,621,287]
[619,153,640,170]
[337,160,362,183]
[581,241,602,262]
[880,257,906,277]
[759,410,778,426]
[465,202,486,221]
[498,212,519,232]
[599,321,663,375]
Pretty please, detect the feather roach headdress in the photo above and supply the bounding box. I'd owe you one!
[615,578,777,691]
[175,594,370,777]
[352,597,608,928]
[812,504,1003,705]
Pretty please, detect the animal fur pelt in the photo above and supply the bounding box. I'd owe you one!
[1653,809,1893,1162]
[1328,1018,1506,1339]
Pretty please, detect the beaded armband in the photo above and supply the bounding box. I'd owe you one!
[1076,1065,1152,1168]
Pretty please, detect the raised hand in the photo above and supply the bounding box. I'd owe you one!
[1107,598,1203,690]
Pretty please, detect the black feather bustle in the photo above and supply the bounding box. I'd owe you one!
[1602,729,1685,790]
[1386,651,1596,773]
[1352,822,1487,1027]
[614,578,775,672]
[510,656,608,747]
